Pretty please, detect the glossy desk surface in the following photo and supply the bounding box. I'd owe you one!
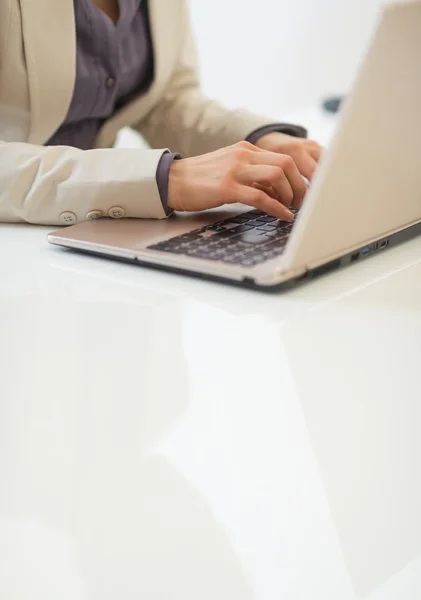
[1,108,421,600]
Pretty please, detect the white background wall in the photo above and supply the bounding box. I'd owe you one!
[188,0,387,118]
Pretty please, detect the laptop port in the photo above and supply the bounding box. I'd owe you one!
[380,240,389,249]
[361,247,370,256]
[351,252,359,263]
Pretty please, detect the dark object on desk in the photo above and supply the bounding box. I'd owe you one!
[323,96,344,114]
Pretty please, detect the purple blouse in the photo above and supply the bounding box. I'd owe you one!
[47,0,306,213]
[48,0,152,150]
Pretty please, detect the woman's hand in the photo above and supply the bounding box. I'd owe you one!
[168,141,309,220]
[255,132,323,181]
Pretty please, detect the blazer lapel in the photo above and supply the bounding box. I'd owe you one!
[147,0,174,97]
[20,0,76,144]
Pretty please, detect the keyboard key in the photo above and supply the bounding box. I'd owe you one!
[256,224,277,232]
[241,257,261,266]
[222,255,247,264]
[217,229,241,238]
[204,221,225,229]
[235,224,255,232]
[216,224,253,238]
[174,233,201,242]
[241,213,263,220]
[263,237,288,250]
[262,230,281,238]
[258,215,278,223]
[276,220,294,230]
[229,216,252,224]
[160,246,187,254]
[237,233,270,244]
[193,250,215,258]
[242,220,259,229]
[182,242,202,250]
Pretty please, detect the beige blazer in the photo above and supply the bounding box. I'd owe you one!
[0,0,273,225]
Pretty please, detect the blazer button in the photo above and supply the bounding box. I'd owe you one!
[108,207,126,219]
[86,210,103,220]
[59,211,77,225]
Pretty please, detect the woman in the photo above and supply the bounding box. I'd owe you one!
[0,0,322,226]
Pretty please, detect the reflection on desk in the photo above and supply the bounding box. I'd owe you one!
[0,221,421,600]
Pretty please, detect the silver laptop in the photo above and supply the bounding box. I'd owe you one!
[48,2,421,292]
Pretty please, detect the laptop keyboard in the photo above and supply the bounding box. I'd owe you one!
[148,209,297,267]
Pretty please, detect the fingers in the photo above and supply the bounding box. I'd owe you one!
[240,164,294,207]
[248,153,307,208]
[249,138,322,182]
[300,141,322,178]
[251,182,279,200]
[236,185,295,221]
[307,141,323,161]
[297,154,318,182]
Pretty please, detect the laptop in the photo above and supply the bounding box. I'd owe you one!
[48,2,421,292]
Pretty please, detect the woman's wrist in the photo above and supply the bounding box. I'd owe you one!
[156,152,179,215]
[168,159,185,212]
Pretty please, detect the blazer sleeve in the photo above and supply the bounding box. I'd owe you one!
[134,1,305,157]
[0,140,169,225]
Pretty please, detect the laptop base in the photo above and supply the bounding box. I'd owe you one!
[52,220,421,293]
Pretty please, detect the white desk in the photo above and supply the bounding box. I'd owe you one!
[1,109,421,600]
